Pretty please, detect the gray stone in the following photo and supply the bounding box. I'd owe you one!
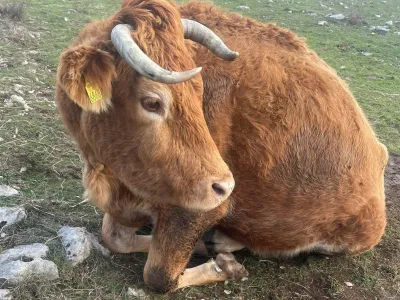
[58,226,110,266]
[0,289,12,300]
[236,5,249,10]
[0,243,59,287]
[127,287,148,299]
[0,243,48,265]
[0,259,59,286]
[361,51,372,56]
[329,13,345,20]
[318,21,328,25]
[370,26,390,34]
[0,186,18,197]
[0,207,26,230]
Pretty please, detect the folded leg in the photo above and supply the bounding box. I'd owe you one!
[143,203,248,294]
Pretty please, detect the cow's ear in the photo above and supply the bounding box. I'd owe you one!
[57,45,116,113]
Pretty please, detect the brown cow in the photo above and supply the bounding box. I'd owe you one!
[55,0,388,294]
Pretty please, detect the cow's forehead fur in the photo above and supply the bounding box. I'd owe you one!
[117,0,204,111]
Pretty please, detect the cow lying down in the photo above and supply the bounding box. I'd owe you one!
[55,0,388,294]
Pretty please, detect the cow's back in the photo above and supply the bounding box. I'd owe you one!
[181,2,388,254]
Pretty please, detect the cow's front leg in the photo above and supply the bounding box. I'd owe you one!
[102,213,152,253]
[102,212,209,255]
[143,204,248,294]
[178,252,248,288]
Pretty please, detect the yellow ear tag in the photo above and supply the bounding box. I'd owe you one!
[84,78,102,104]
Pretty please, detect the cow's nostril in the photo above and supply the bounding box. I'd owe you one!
[212,182,227,197]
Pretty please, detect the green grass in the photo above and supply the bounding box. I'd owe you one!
[0,0,399,299]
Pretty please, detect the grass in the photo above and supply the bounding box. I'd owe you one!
[0,0,399,299]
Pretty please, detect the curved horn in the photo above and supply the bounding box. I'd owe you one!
[111,24,202,84]
[181,19,239,61]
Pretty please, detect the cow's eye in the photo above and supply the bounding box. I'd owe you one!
[140,97,162,113]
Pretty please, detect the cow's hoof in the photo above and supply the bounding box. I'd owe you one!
[215,252,249,279]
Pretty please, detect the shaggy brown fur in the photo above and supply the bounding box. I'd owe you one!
[55,0,388,293]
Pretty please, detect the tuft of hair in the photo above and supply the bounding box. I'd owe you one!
[117,0,195,72]
[0,1,25,21]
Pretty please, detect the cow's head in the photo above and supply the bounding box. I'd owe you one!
[57,0,239,211]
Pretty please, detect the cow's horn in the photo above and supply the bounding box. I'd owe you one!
[111,24,202,84]
[181,19,239,61]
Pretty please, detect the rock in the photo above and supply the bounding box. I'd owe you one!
[0,243,48,265]
[370,26,390,34]
[236,5,249,10]
[0,259,59,286]
[0,243,59,286]
[329,13,345,20]
[339,66,346,69]
[127,287,148,299]
[361,51,372,56]
[9,95,32,112]
[0,185,18,197]
[0,207,26,230]
[345,281,354,287]
[318,21,328,25]
[306,12,318,16]
[386,20,393,26]
[224,290,232,295]
[58,226,110,266]
[0,289,12,300]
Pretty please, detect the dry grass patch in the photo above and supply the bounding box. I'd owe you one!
[0,1,25,21]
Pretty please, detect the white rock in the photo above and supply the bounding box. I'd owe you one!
[0,186,18,197]
[375,15,381,18]
[370,26,390,34]
[386,20,393,26]
[0,289,12,300]
[236,5,249,10]
[9,95,32,112]
[318,21,328,25]
[0,243,48,265]
[127,287,148,298]
[361,51,372,56]
[0,259,59,286]
[345,281,354,287]
[224,290,232,295]
[0,207,26,230]
[58,226,110,266]
[0,243,59,286]
[329,13,345,20]
[19,167,26,173]
[340,66,346,69]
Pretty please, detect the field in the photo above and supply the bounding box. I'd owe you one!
[0,0,399,299]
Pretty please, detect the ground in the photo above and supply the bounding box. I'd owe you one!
[0,0,399,299]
